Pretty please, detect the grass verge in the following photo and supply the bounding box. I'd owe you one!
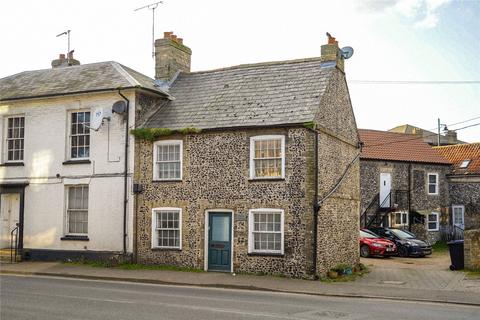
[432,241,449,255]
[63,261,204,273]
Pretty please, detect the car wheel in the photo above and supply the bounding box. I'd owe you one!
[360,245,370,258]
[398,246,409,257]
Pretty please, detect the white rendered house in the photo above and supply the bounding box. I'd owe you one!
[0,56,166,260]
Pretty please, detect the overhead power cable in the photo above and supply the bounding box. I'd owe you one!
[349,80,480,85]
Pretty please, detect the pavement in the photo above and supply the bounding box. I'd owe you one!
[1,254,480,306]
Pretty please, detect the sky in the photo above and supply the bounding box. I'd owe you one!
[1,0,479,142]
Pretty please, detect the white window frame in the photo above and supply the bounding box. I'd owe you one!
[427,172,439,195]
[65,185,89,236]
[249,135,286,179]
[4,115,25,163]
[427,212,440,231]
[452,205,465,228]
[459,160,470,168]
[68,110,91,160]
[391,211,409,227]
[153,140,183,181]
[151,207,182,249]
[248,208,284,254]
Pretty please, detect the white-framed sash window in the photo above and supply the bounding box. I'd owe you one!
[427,212,439,231]
[6,116,25,162]
[66,185,89,235]
[427,173,439,195]
[248,209,284,254]
[249,135,285,179]
[153,140,183,181]
[69,111,90,159]
[151,208,182,249]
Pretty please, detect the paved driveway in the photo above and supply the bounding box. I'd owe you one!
[360,253,480,292]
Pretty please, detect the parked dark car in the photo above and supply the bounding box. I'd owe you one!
[368,227,432,257]
[359,229,397,258]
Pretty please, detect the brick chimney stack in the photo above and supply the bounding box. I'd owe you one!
[51,51,80,68]
[320,33,345,72]
[155,32,192,81]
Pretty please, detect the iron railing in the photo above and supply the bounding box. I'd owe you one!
[10,224,19,263]
[440,225,464,242]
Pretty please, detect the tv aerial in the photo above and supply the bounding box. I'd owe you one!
[56,29,72,58]
[135,1,164,58]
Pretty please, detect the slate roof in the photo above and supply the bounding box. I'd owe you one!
[143,58,334,130]
[434,143,480,175]
[0,61,167,101]
[359,129,451,165]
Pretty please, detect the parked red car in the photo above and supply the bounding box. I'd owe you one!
[360,229,397,258]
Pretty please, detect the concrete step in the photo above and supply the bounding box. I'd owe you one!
[0,249,21,263]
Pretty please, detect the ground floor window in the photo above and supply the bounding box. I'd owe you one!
[391,211,408,227]
[66,186,88,235]
[427,212,439,231]
[152,208,182,249]
[248,209,284,254]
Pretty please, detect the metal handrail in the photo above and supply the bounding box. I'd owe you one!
[10,224,19,263]
[379,192,391,209]
[360,193,379,227]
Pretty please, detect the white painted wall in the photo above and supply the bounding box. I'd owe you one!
[0,90,139,253]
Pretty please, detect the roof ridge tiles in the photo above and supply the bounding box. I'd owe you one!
[187,57,323,75]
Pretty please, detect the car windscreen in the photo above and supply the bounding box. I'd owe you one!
[360,230,378,238]
[390,229,415,239]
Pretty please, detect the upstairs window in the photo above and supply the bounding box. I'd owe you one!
[70,111,90,159]
[250,135,285,179]
[6,116,25,162]
[459,160,470,168]
[153,140,183,181]
[427,173,439,195]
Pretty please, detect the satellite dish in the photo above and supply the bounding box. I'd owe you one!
[90,107,104,131]
[340,46,354,59]
[112,100,127,114]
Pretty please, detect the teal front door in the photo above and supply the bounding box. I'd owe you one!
[208,213,232,272]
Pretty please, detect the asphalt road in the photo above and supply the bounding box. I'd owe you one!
[1,275,479,320]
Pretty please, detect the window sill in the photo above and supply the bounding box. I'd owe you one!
[61,235,89,241]
[248,178,285,182]
[152,179,183,183]
[247,252,284,257]
[63,160,91,165]
[0,162,24,167]
[151,247,182,251]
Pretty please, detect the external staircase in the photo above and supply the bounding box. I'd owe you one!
[360,190,409,228]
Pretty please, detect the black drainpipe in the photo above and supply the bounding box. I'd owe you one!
[311,129,320,279]
[118,90,130,255]
[408,163,412,232]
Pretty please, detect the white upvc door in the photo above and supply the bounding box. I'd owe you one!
[379,173,392,208]
[452,205,465,229]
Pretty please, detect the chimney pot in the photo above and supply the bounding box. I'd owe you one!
[177,38,183,44]
[59,54,66,59]
[164,31,173,38]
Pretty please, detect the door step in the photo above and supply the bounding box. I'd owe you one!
[0,249,21,263]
